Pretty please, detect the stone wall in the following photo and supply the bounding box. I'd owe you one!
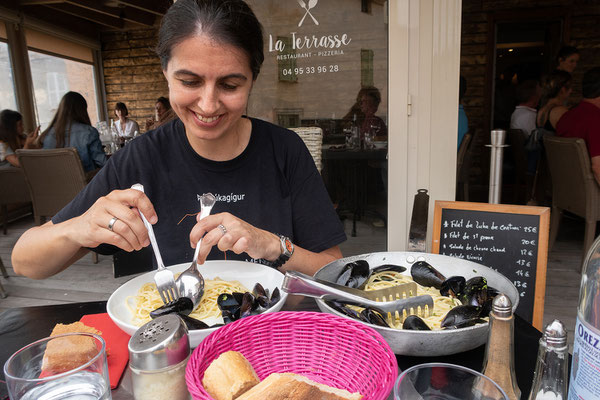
[101,29,165,131]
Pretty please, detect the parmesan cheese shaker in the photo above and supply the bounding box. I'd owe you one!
[481,294,521,400]
[128,314,191,400]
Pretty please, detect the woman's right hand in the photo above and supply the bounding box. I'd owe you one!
[69,188,157,252]
[23,126,41,149]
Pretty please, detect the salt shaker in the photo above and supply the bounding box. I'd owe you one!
[128,314,191,400]
[481,293,521,400]
[528,320,568,400]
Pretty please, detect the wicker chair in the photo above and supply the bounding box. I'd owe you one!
[16,148,98,264]
[0,165,31,234]
[543,136,600,268]
[289,127,323,173]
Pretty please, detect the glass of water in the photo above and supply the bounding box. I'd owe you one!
[4,333,111,400]
[394,363,508,400]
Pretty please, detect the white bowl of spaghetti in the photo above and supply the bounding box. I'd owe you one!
[107,260,287,347]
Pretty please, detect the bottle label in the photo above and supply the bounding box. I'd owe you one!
[568,316,600,399]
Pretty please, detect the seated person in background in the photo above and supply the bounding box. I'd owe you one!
[145,96,176,131]
[0,109,39,168]
[38,91,107,173]
[554,46,579,74]
[458,76,468,150]
[536,70,572,132]
[556,67,600,185]
[510,80,541,138]
[358,86,387,142]
[114,102,140,137]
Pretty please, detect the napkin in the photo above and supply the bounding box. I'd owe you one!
[80,313,131,389]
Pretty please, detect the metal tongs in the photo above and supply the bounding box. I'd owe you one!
[283,271,433,320]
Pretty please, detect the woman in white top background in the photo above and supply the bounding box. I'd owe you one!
[114,102,140,137]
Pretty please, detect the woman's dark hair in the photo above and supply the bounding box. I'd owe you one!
[156,0,264,80]
[39,91,91,148]
[156,96,171,110]
[582,67,600,99]
[556,45,579,62]
[0,109,23,151]
[358,86,382,108]
[539,70,572,108]
[115,102,129,116]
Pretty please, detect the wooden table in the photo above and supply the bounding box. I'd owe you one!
[0,297,545,399]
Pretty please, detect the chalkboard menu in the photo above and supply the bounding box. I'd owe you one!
[432,201,550,330]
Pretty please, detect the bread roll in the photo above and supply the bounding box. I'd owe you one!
[202,351,260,400]
[236,373,363,400]
[42,322,103,373]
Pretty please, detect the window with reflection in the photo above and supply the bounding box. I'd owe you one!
[28,50,99,130]
[247,0,389,246]
[0,41,17,111]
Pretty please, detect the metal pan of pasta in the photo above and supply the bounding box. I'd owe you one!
[313,252,519,356]
[107,261,288,348]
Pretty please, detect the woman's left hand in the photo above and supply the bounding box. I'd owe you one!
[23,126,41,149]
[190,212,280,264]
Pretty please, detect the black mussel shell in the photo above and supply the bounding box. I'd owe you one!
[240,292,256,318]
[410,261,447,289]
[336,260,370,288]
[217,293,241,319]
[370,264,407,275]
[326,301,362,319]
[440,276,466,298]
[441,305,485,329]
[150,297,194,319]
[177,313,209,330]
[360,308,389,327]
[252,283,269,308]
[459,277,489,306]
[402,315,431,331]
[269,287,281,307]
[231,292,245,304]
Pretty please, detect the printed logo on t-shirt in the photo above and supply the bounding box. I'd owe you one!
[197,193,246,203]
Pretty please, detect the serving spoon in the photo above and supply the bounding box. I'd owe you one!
[176,193,216,308]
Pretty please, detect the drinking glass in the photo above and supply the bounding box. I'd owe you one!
[4,333,111,400]
[394,363,508,400]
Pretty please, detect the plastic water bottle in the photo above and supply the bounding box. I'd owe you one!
[567,236,600,399]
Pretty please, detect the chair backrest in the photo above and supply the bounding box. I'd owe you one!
[0,166,30,205]
[16,148,87,221]
[289,127,323,172]
[507,129,528,177]
[543,136,600,218]
[457,132,473,180]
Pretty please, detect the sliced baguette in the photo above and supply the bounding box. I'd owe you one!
[236,372,363,400]
[42,322,103,373]
[202,351,260,400]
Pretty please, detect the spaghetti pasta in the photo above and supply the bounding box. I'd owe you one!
[360,270,462,330]
[127,277,248,326]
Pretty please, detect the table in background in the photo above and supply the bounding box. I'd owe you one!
[0,298,543,399]
[322,147,387,236]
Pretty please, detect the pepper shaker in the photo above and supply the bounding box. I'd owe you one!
[481,293,521,400]
[128,314,191,400]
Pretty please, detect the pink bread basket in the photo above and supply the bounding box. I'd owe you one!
[186,311,398,400]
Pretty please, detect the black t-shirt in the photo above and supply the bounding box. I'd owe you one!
[53,117,346,267]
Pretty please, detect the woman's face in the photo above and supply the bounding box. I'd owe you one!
[558,53,579,73]
[163,34,253,144]
[155,102,167,119]
[114,108,124,119]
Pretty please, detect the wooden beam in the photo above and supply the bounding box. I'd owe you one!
[18,0,63,5]
[116,0,170,16]
[63,0,156,27]
[45,4,124,29]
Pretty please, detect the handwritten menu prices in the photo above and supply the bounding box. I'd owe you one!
[438,208,540,324]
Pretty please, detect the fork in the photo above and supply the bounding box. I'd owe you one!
[131,183,179,304]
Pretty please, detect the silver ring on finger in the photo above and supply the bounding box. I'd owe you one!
[218,224,227,235]
[108,216,119,232]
